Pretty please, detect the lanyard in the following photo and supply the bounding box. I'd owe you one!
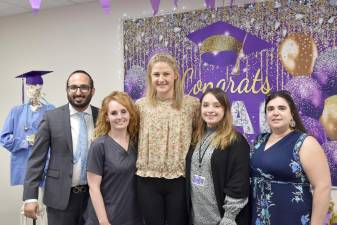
[198,134,212,168]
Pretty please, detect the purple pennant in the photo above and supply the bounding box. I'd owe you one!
[230,0,234,7]
[29,0,41,13]
[100,0,111,13]
[204,0,215,9]
[173,0,178,7]
[150,0,160,15]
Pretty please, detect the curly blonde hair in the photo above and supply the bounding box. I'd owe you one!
[94,91,139,144]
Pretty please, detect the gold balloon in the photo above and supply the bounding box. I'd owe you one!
[320,95,337,141]
[278,33,318,76]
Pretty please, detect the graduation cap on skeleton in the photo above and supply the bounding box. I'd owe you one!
[15,70,53,103]
[187,21,273,72]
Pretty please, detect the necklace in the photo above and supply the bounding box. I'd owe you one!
[265,130,293,150]
[270,130,292,142]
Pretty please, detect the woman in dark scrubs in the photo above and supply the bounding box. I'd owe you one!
[84,91,142,225]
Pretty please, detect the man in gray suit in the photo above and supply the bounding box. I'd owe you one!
[23,70,99,225]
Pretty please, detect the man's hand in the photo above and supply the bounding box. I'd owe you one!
[24,202,39,219]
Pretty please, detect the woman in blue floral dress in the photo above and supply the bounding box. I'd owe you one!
[250,90,331,225]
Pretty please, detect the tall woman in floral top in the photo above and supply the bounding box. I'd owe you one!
[250,90,331,225]
[136,53,199,225]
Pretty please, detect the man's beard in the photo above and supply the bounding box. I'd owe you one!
[67,92,93,110]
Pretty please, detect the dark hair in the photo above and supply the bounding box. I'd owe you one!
[66,70,94,88]
[265,90,306,133]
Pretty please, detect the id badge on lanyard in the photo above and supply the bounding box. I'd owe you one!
[192,174,206,186]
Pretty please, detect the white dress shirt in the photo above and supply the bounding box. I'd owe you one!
[69,104,94,187]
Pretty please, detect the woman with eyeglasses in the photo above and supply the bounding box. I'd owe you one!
[250,90,331,225]
[185,88,250,225]
[83,91,142,225]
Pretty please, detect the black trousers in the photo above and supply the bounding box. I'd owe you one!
[137,176,188,225]
[47,188,89,225]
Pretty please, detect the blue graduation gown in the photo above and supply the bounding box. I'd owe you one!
[0,103,54,186]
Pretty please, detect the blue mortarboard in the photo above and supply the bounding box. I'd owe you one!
[15,70,53,85]
[187,21,273,67]
[15,70,52,104]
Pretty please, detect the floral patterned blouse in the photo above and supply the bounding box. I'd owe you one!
[250,131,312,225]
[136,95,199,179]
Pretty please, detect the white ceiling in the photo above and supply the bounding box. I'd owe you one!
[0,0,96,17]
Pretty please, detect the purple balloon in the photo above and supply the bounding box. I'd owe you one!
[301,116,327,144]
[322,141,337,186]
[312,48,337,96]
[284,76,324,119]
[124,65,146,100]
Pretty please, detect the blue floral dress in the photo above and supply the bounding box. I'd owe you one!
[250,131,312,225]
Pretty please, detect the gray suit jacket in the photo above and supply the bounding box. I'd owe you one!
[23,104,99,210]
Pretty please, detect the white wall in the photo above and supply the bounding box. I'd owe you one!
[0,0,335,224]
[0,1,221,224]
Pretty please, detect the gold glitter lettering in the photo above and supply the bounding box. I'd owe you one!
[184,67,271,95]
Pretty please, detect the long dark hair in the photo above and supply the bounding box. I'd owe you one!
[265,90,306,133]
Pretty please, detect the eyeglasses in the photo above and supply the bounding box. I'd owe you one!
[67,85,91,93]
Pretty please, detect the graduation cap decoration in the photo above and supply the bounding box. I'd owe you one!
[15,70,53,103]
[187,21,273,73]
[15,70,52,85]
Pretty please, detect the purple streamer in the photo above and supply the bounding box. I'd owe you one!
[204,0,215,9]
[100,0,111,13]
[151,0,160,15]
[29,0,41,13]
[230,0,234,7]
[173,0,178,7]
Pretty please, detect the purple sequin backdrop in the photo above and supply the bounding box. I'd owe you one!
[123,1,337,185]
